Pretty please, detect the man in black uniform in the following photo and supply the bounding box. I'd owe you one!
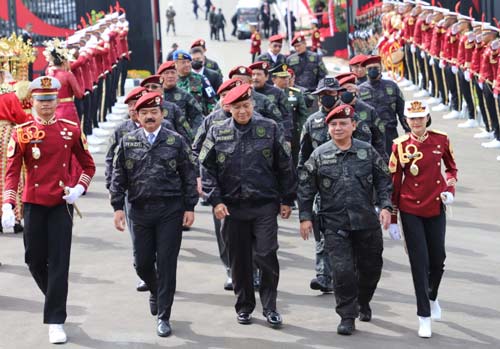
[200,84,296,328]
[298,104,392,335]
[110,92,198,337]
[286,34,328,92]
[191,47,223,92]
[256,34,287,83]
[358,55,410,155]
[190,38,223,77]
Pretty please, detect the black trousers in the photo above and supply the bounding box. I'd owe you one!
[473,79,491,132]
[401,208,446,317]
[483,83,498,135]
[119,59,129,97]
[130,200,183,321]
[23,203,74,324]
[404,44,413,83]
[91,79,103,128]
[459,70,476,120]
[384,126,398,156]
[416,48,429,91]
[222,201,280,314]
[212,212,229,270]
[82,92,93,135]
[445,66,461,111]
[324,228,383,320]
[435,64,448,104]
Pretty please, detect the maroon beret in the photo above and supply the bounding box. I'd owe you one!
[157,61,176,74]
[228,65,252,78]
[140,75,163,87]
[325,104,355,123]
[349,54,367,66]
[361,55,382,67]
[135,92,163,111]
[217,78,244,95]
[248,61,270,73]
[291,34,306,46]
[338,75,357,86]
[269,34,284,43]
[223,83,253,105]
[124,86,147,104]
[191,38,206,49]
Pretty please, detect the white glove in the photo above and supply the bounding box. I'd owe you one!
[388,224,401,240]
[411,44,416,53]
[451,66,458,74]
[439,60,446,69]
[429,57,435,66]
[62,184,85,205]
[494,92,498,99]
[420,51,426,59]
[478,82,484,90]
[440,191,454,205]
[2,203,15,230]
[464,70,470,82]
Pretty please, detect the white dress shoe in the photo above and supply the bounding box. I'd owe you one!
[106,113,126,122]
[49,324,67,344]
[426,97,442,106]
[474,130,494,139]
[404,84,419,92]
[432,103,449,112]
[443,110,461,120]
[481,139,500,148]
[418,317,432,338]
[458,119,478,128]
[430,299,441,320]
[88,145,102,154]
[414,90,430,98]
[117,96,125,104]
[497,155,500,161]
[93,128,111,137]
[87,134,106,145]
[398,79,412,87]
[98,121,118,130]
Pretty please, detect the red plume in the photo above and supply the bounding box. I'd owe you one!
[493,18,500,28]
[80,17,87,28]
[86,13,92,24]
[455,1,460,13]
[109,5,113,14]
[469,8,473,18]
[77,25,82,30]
[431,0,435,6]
[482,13,485,23]
[437,1,442,7]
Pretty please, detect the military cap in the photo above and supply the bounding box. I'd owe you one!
[404,100,430,118]
[124,86,147,104]
[135,92,163,111]
[217,78,244,95]
[29,76,61,100]
[338,74,357,86]
[140,75,163,87]
[336,72,357,81]
[269,34,284,44]
[312,76,343,95]
[483,24,500,34]
[191,38,206,49]
[269,63,291,77]
[223,83,252,105]
[291,34,306,46]
[349,54,367,66]
[228,65,252,78]
[361,55,382,67]
[325,104,355,123]
[248,61,270,73]
[173,50,192,61]
[157,61,176,74]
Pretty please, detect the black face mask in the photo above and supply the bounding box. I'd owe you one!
[340,91,356,104]
[367,67,380,80]
[320,94,338,109]
[191,61,204,70]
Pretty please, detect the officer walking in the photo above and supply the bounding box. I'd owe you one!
[256,34,287,83]
[110,92,198,337]
[200,84,296,328]
[298,104,392,336]
[2,76,96,344]
[190,39,223,77]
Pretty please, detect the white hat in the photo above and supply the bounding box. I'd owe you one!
[404,100,430,118]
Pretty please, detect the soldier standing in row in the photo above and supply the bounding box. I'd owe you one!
[298,104,392,336]
[110,92,198,337]
[200,84,296,327]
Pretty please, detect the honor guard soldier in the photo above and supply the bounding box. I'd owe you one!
[110,92,198,338]
[250,61,293,141]
[270,63,309,166]
[250,23,262,62]
[286,34,328,92]
[388,100,458,338]
[200,84,296,328]
[158,60,205,134]
[298,104,392,336]
[256,34,287,83]
[190,38,223,77]
[2,76,96,344]
[310,19,323,54]
[174,50,217,117]
[348,54,368,85]
[358,55,410,154]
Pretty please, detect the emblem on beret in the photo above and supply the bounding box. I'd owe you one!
[166,135,175,145]
[256,126,266,138]
[41,77,52,88]
[239,67,246,74]
[200,40,205,46]
[155,96,161,104]
[344,107,351,116]
[159,77,164,84]
[235,80,242,87]
[262,62,268,69]
[178,53,184,59]
[297,37,302,42]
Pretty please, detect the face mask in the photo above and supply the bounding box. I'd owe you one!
[320,94,338,109]
[367,67,380,80]
[191,61,203,70]
[340,91,356,104]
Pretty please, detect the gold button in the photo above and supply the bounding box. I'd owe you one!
[64,144,68,148]
[436,197,440,201]
[34,165,38,169]
[436,180,441,184]
[34,183,39,187]
[437,162,440,166]
[437,145,441,148]
[414,183,419,187]
[63,163,66,167]
[417,200,420,204]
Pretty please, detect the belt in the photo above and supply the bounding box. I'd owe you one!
[59,97,74,103]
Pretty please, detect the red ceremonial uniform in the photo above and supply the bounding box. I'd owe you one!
[3,117,95,207]
[443,30,460,65]
[403,13,417,44]
[457,33,475,69]
[311,29,322,52]
[250,32,261,54]
[478,44,499,84]
[413,16,426,48]
[422,21,434,52]
[389,130,457,222]
[470,41,484,76]
[429,23,444,58]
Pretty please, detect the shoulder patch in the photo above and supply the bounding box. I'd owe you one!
[393,134,409,144]
[289,86,300,92]
[429,129,448,137]
[60,118,78,126]
[15,120,33,128]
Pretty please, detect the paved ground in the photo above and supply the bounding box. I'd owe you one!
[1,1,500,348]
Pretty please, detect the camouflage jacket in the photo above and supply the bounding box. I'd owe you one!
[164,86,204,133]
[110,127,198,211]
[351,98,387,160]
[255,83,292,140]
[284,86,309,134]
[177,72,217,116]
[286,50,328,91]
[358,78,410,131]
[297,139,392,231]
[162,100,194,142]
[205,57,222,77]
[200,114,297,206]
[192,108,231,159]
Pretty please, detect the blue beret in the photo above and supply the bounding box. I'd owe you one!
[173,50,192,61]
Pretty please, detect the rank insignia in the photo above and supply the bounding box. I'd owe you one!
[262,148,272,159]
[174,93,181,101]
[357,148,367,160]
[166,136,176,145]
[256,126,266,138]
[169,159,176,169]
[125,159,134,169]
[322,178,332,188]
[217,153,226,163]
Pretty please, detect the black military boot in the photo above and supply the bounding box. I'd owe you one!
[359,303,372,322]
[310,276,333,293]
[337,318,355,335]
[149,293,158,316]
[13,222,23,234]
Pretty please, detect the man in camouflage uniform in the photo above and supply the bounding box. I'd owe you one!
[250,61,292,141]
[289,68,315,109]
[286,34,328,92]
[358,55,409,154]
[158,60,204,134]
[298,104,392,336]
[200,84,296,328]
[110,92,198,338]
[256,34,287,84]
[190,38,223,77]
[270,63,308,166]
[173,50,217,116]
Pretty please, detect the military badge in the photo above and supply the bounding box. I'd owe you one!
[217,153,226,163]
[262,148,272,159]
[125,159,134,169]
[155,96,161,104]
[256,126,266,138]
[239,67,246,74]
[166,135,176,145]
[359,111,368,120]
[357,149,367,160]
[169,159,177,169]
[344,107,351,116]
[322,178,332,188]
[174,93,181,101]
[40,77,52,88]
[60,128,73,141]
[283,141,291,156]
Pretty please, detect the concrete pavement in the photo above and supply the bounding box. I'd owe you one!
[1,0,500,347]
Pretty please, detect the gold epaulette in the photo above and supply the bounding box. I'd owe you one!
[393,134,409,144]
[59,118,78,126]
[14,120,33,128]
[289,86,301,93]
[429,129,448,137]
